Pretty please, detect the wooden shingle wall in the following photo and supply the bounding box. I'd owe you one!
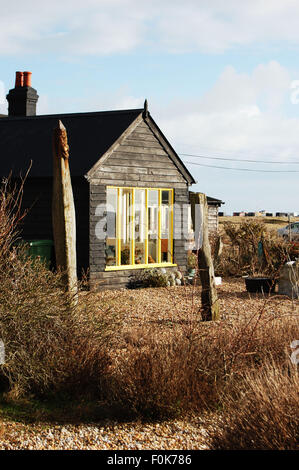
[208,205,219,234]
[89,120,190,290]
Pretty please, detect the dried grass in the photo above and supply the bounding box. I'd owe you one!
[95,282,299,424]
[207,362,299,449]
[0,178,298,449]
[0,178,121,399]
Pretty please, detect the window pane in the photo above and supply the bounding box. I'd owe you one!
[135,189,146,264]
[161,190,172,263]
[106,188,117,266]
[148,189,159,263]
[120,188,133,265]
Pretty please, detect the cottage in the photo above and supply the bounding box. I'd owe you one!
[0,72,197,289]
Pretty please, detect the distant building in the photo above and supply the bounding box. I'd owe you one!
[256,210,266,217]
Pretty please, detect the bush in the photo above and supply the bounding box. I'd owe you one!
[0,178,120,399]
[0,249,120,398]
[217,220,290,277]
[102,304,299,421]
[1,175,298,446]
[208,362,299,450]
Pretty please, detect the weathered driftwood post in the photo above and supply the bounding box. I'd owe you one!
[190,192,220,321]
[52,120,78,303]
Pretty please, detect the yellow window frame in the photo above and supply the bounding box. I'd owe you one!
[105,186,176,271]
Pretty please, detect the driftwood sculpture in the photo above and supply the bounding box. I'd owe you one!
[52,120,77,303]
[190,192,220,321]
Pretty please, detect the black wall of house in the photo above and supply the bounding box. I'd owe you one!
[16,176,89,276]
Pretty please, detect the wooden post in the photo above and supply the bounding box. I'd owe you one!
[190,192,220,321]
[213,235,223,267]
[52,120,78,304]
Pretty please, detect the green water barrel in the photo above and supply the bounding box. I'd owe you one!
[27,240,54,266]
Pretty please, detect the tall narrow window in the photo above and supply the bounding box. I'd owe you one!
[148,189,159,263]
[120,188,133,265]
[106,187,117,266]
[135,189,146,264]
[161,190,172,263]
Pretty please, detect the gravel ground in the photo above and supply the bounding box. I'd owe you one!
[0,278,297,450]
[0,417,210,450]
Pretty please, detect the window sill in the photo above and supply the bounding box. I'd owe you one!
[105,263,177,271]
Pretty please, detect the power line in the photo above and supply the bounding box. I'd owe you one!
[178,142,299,160]
[184,160,299,173]
[180,153,299,164]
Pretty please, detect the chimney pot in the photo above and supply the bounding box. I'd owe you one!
[23,71,32,87]
[15,71,24,87]
[7,70,38,116]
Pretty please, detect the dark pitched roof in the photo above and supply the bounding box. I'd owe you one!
[189,192,224,205]
[207,196,225,206]
[0,109,143,177]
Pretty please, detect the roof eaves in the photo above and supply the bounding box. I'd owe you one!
[0,108,144,122]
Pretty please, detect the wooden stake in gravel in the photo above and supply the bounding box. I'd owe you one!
[52,120,78,304]
[190,192,220,321]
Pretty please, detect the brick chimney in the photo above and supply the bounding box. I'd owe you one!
[6,71,39,116]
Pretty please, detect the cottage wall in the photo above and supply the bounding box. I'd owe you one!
[89,120,190,290]
[208,204,219,234]
[18,176,89,276]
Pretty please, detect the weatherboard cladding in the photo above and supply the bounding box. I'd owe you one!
[89,119,190,289]
[0,109,192,289]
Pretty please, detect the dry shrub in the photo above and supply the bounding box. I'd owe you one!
[208,362,299,450]
[103,304,299,420]
[0,176,27,256]
[217,220,290,277]
[0,177,120,399]
[104,332,205,419]
[0,250,120,398]
[0,175,298,445]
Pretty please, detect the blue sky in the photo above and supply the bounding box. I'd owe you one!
[1,0,299,214]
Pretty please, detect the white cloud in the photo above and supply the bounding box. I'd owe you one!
[36,60,299,166]
[155,0,299,53]
[148,60,299,212]
[157,61,299,163]
[0,0,148,55]
[2,1,299,56]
